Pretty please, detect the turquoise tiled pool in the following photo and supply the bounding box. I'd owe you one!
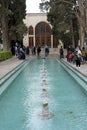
[0,59,87,130]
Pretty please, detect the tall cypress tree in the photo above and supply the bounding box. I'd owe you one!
[0,0,9,50]
[0,0,26,50]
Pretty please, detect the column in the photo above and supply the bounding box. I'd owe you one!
[33,27,35,46]
[51,35,53,48]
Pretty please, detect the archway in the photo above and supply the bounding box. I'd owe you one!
[29,26,34,47]
[35,22,51,47]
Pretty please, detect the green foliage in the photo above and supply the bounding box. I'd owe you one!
[40,0,50,12]
[0,0,26,50]
[47,0,73,32]
[40,0,79,47]
[8,0,26,26]
[8,0,27,42]
[10,21,27,42]
[0,51,12,61]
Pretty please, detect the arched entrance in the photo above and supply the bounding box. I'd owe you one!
[35,22,51,47]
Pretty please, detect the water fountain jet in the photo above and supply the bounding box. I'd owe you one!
[39,101,54,120]
[41,88,48,97]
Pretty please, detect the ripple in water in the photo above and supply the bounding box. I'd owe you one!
[41,88,49,97]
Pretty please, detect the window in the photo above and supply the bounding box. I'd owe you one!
[29,26,33,35]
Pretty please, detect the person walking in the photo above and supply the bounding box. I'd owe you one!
[82,47,86,64]
[37,45,41,58]
[59,46,64,59]
[44,44,49,57]
[75,47,82,69]
[33,46,36,55]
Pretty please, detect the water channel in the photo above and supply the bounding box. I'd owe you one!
[0,59,87,130]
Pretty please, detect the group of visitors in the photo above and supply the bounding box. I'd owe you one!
[17,47,25,60]
[11,42,50,60]
[25,44,49,59]
[59,45,87,69]
[12,41,87,68]
[11,42,26,60]
[67,46,87,68]
[37,44,49,58]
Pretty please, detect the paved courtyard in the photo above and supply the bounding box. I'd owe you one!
[0,56,87,79]
[0,56,24,79]
[63,58,87,76]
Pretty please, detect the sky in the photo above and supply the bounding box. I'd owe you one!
[26,0,42,13]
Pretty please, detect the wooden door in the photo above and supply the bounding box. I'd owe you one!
[35,22,51,47]
[29,37,33,47]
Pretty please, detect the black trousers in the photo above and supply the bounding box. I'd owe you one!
[76,59,81,67]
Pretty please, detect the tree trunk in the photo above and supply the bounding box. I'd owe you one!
[1,0,10,50]
[1,13,10,50]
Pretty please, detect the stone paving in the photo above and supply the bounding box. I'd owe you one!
[0,55,87,79]
[0,56,24,79]
[63,58,87,76]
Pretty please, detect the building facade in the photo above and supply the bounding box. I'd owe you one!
[23,13,57,49]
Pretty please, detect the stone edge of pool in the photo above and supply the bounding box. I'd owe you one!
[0,58,87,96]
[0,60,32,95]
[59,59,87,95]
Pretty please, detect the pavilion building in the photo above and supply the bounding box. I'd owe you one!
[23,13,62,53]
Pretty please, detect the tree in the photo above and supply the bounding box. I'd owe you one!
[74,0,87,47]
[40,0,79,47]
[8,0,27,45]
[0,0,9,50]
[0,0,26,50]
